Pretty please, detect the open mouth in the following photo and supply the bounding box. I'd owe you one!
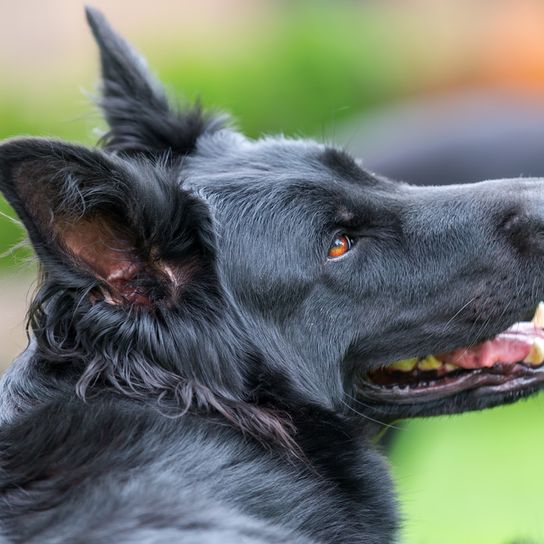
[358,303,544,406]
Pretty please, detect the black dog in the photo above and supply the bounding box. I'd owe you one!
[1,8,544,543]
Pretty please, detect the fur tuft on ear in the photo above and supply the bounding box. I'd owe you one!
[85,6,227,157]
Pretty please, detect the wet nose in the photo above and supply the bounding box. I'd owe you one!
[500,186,544,255]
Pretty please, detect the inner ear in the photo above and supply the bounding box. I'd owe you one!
[11,161,157,306]
[60,217,155,306]
[58,216,199,307]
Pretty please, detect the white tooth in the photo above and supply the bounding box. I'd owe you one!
[532,302,544,328]
[523,338,544,366]
[444,363,459,372]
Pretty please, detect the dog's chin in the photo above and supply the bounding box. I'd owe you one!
[354,303,544,419]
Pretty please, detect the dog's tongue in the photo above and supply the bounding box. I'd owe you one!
[438,304,544,369]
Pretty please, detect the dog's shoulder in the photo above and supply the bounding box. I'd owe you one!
[0,394,317,543]
[0,384,397,543]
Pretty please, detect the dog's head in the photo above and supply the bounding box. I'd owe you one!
[1,8,544,444]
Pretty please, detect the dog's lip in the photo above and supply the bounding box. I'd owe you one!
[355,302,544,406]
[356,363,544,405]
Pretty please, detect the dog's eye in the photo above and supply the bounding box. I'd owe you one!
[328,234,353,259]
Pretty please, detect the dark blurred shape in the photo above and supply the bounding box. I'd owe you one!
[338,90,544,186]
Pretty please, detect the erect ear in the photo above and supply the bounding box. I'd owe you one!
[85,7,225,157]
[0,138,215,307]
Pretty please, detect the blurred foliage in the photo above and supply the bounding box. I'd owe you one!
[391,394,544,544]
[159,6,415,138]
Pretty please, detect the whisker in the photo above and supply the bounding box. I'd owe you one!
[341,395,402,431]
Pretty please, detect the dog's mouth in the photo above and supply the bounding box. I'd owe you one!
[356,303,544,412]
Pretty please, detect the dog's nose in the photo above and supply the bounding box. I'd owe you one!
[500,195,544,255]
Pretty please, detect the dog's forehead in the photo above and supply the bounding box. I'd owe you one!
[184,132,380,191]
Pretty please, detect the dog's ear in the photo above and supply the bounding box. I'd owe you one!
[85,7,225,157]
[0,138,214,307]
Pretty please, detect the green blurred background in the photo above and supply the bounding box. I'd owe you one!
[1,1,544,542]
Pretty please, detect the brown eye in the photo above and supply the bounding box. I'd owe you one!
[328,234,353,259]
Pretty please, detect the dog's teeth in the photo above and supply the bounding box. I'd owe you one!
[532,302,544,328]
[443,363,459,372]
[417,356,442,371]
[523,338,544,366]
[389,358,418,372]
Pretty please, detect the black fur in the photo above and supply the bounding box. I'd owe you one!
[0,7,543,543]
